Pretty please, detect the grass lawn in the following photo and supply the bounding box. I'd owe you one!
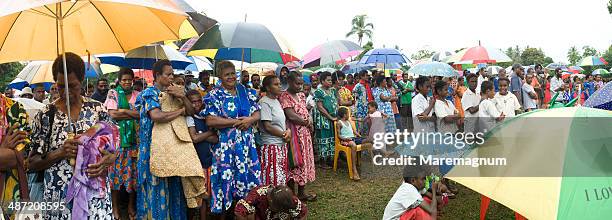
[306,158,516,220]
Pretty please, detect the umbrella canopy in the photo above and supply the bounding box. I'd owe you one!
[314,67,337,73]
[302,40,363,68]
[446,46,512,64]
[358,48,410,65]
[244,62,278,76]
[185,56,213,72]
[17,60,103,84]
[546,63,569,71]
[408,61,458,77]
[591,68,610,76]
[0,0,187,63]
[430,51,454,62]
[98,45,193,70]
[567,66,585,73]
[486,66,504,75]
[578,56,608,67]
[188,22,297,64]
[341,61,401,74]
[584,82,611,110]
[447,107,612,220]
[7,78,29,90]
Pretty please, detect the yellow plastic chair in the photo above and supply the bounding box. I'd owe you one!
[333,107,373,179]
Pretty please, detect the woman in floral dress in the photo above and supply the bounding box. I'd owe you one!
[279,71,317,201]
[312,72,338,168]
[28,53,115,219]
[202,61,262,217]
[104,67,140,220]
[352,70,372,135]
[372,76,397,133]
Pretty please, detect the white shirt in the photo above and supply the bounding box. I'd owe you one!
[306,94,315,110]
[476,74,487,94]
[383,182,424,220]
[434,99,458,133]
[550,76,563,93]
[461,89,481,134]
[493,92,521,117]
[479,98,502,132]
[411,93,435,132]
[521,83,537,110]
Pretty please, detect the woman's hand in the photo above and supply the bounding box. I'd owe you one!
[87,149,115,178]
[167,86,186,98]
[234,116,257,131]
[61,138,80,159]
[0,124,27,150]
[283,129,291,142]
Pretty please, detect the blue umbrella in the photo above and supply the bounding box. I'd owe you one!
[358,48,411,66]
[584,82,612,110]
[8,78,29,90]
[341,61,401,74]
[409,61,459,77]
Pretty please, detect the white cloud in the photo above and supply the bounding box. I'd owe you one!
[186,0,612,63]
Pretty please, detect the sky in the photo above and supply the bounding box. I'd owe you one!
[185,0,612,64]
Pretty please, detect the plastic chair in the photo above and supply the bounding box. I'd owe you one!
[332,107,373,179]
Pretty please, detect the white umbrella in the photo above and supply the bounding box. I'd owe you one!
[487,66,503,75]
[12,98,45,123]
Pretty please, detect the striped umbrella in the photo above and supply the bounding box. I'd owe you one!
[188,22,298,65]
[302,40,363,68]
[591,69,609,76]
[409,61,459,77]
[314,67,337,73]
[545,63,569,71]
[446,46,512,64]
[430,51,454,62]
[185,56,213,72]
[17,60,103,84]
[567,66,584,73]
[578,56,608,67]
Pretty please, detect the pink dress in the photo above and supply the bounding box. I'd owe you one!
[279,91,315,186]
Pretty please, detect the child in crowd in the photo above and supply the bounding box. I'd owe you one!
[234,185,308,220]
[478,81,505,133]
[336,107,370,180]
[493,78,521,117]
[383,165,439,220]
[365,101,394,157]
[186,90,219,219]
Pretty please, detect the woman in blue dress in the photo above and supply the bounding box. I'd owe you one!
[135,60,196,220]
[202,61,262,217]
[372,76,397,134]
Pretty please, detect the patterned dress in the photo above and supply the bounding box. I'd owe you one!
[373,87,397,133]
[29,97,112,219]
[202,85,262,214]
[104,89,139,192]
[352,82,370,135]
[313,87,338,160]
[234,185,307,220]
[279,92,316,186]
[135,86,187,220]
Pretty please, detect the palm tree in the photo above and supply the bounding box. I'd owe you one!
[567,46,581,66]
[356,41,374,60]
[346,14,374,46]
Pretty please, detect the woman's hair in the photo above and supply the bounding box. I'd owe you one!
[269,185,297,212]
[480,81,494,94]
[186,89,201,98]
[415,76,429,91]
[216,60,235,76]
[318,71,332,83]
[367,101,378,109]
[117,67,135,81]
[466,73,478,81]
[337,107,349,119]
[199,70,212,81]
[287,71,301,82]
[52,52,85,82]
[260,75,278,93]
[374,76,386,87]
[331,71,345,84]
[498,77,510,85]
[152,59,172,80]
[358,70,368,79]
[434,80,447,96]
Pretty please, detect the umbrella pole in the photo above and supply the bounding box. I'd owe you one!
[241,48,245,71]
[58,3,76,166]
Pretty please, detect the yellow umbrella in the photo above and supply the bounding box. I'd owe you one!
[0,0,187,135]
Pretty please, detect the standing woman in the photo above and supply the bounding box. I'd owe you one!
[135,60,195,219]
[386,77,400,129]
[279,71,317,201]
[352,70,372,135]
[312,72,338,169]
[203,61,262,216]
[104,67,140,220]
[28,53,115,218]
[258,75,291,186]
[372,76,397,134]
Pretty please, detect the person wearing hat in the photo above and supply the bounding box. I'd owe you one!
[19,87,34,99]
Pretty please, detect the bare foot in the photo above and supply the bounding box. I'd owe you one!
[352,170,361,181]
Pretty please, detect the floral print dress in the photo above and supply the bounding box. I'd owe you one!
[202,85,262,214]
[373,87,397,133]
[29,97,112,219]
[135,86,187,220]
[352,82,369,135]
[312,87,338,160]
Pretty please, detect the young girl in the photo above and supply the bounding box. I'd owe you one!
[337,107,372,180]
[365,101,394,157]
[433,80,459,133]
[478,81,505,133]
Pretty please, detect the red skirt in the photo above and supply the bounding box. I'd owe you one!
[258,143,289,186]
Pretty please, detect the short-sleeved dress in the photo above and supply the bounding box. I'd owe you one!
[312,87,338,160]
[279,91,316,186]
[29,97,112,219]
[202,85,262,214]
[373,87,397,133]
[104,89,140,192]
[434,99,458,133]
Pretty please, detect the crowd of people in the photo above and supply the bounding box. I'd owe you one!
[0,51,610,220]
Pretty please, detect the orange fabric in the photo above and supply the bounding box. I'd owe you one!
[480,195,491,220]
[390,89,399,114]
[399,196,434,220]
[454,86,466,117]
[515,212,527,220]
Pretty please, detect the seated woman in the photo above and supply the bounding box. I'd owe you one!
[234,185,307,220]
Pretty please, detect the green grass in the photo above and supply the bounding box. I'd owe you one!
[306,158,516,220]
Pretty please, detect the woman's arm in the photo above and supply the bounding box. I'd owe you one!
[262,121,285,138]
[28,147,68,171]
[316,101,336,121]
[379,93,391,102]
[149,108,184,123]
[284,108,308,126]
[206,116,240,129]
[418,183,438,218]
[188,126,217,143]
[0,148,16,170]
[108,109,140,120]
